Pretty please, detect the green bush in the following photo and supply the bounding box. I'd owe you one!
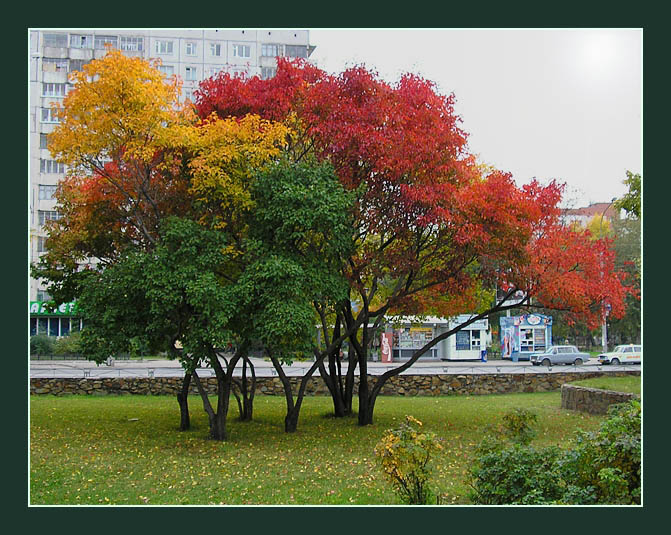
[468,401,641,505]
[502,408,538,445]
[52,331,83,356]
[558,400,641,505]
[30,335,55,356]
[469,443,564,505]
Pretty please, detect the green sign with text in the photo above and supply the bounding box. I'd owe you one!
[29,301,79,316]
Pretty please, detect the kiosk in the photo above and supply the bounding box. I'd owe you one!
[499,314,552,361]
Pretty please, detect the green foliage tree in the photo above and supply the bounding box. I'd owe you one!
[237,158,355,432]
[614,171,641,219]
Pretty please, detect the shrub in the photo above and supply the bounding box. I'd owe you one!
[469,443,564,505]
[52,331,83,356]
[374,415,443,505]
[558,400,641,504]
[502,408,538,445]
[468,401,642,505]
[30,335,54,356]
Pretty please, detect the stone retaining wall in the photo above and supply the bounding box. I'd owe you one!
[30,370,639,397]
[560,384,640,414]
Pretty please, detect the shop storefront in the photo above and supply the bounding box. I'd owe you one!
[443,315,489,361]
[499,313,552,361]
[29,301,82,337]
[381,315,489,362]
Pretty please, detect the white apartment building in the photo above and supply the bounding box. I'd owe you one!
[28,29,315,310]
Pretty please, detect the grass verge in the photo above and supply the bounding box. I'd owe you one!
[567,375,641,394]
[30,392,605,505]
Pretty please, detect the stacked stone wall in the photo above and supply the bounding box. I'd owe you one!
[30,370,639,397]
[560,384,640,414]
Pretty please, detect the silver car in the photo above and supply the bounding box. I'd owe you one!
[530,345,590,366]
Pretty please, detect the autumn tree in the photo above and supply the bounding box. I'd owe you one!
[33,51,293,438]
[34,50,358,438]
[195,58,631,426]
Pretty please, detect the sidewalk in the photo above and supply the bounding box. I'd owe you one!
[30,355,626,379]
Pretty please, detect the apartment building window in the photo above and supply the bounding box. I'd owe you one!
[183,89,193,101]
[40,133,49,149]
[261,44,282,57]
[285,45,308,58]
[261,67,276,80]
[205,66,220,78]
[36,290,50,302]
[43,33,68,48]
[94,35,118,50]
[70,34,93,49]
[158,65,174,77]
[232,44,251,58]
[41,108,61,124]
[37,237,48,253]
[119,36,143,52]
[155,40,174,55]
[231,68,248,78]
[185,66,197,81]
[40,159,65,174]
[210,43,222,57]
[69,59,90,72]
[42,58,69,73]
[39,185,58,200]
[38,210,61,225]
[42,83,67,97]
[185,42,197,56]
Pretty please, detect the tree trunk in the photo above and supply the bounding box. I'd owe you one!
[177,372,192,431]
[343,349,357,415]
[239,354,255,421]
[285,405,300,433]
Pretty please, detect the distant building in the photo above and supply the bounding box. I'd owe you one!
[562,202,620,227]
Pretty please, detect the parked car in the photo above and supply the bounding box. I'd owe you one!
[530,345,590,366]
[598,344,642,365]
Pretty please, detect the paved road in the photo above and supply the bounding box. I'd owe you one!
[30,356,639,379]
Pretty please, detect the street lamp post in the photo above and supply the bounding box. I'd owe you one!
[599,198,617,353]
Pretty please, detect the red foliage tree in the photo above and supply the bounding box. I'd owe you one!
[195,59,631,425]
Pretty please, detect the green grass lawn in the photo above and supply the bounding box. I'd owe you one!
[30,392,606,505]
[568,375,641,395]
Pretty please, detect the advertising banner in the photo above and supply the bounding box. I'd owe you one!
[380,332,393,363]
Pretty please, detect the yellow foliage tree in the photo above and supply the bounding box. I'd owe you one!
[47,48,192,247]
[585,214,614,240]
[175,113,291,233]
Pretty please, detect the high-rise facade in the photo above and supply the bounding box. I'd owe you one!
[28,29,315,310]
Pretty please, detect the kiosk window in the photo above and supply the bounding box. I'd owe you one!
[455,330,470,351]
[471,330,481,349]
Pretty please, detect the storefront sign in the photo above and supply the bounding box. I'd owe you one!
[29,301,78,316]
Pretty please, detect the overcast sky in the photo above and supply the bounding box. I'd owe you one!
[308,29,642,208]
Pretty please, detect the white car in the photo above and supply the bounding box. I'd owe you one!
[598,344,642,365]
